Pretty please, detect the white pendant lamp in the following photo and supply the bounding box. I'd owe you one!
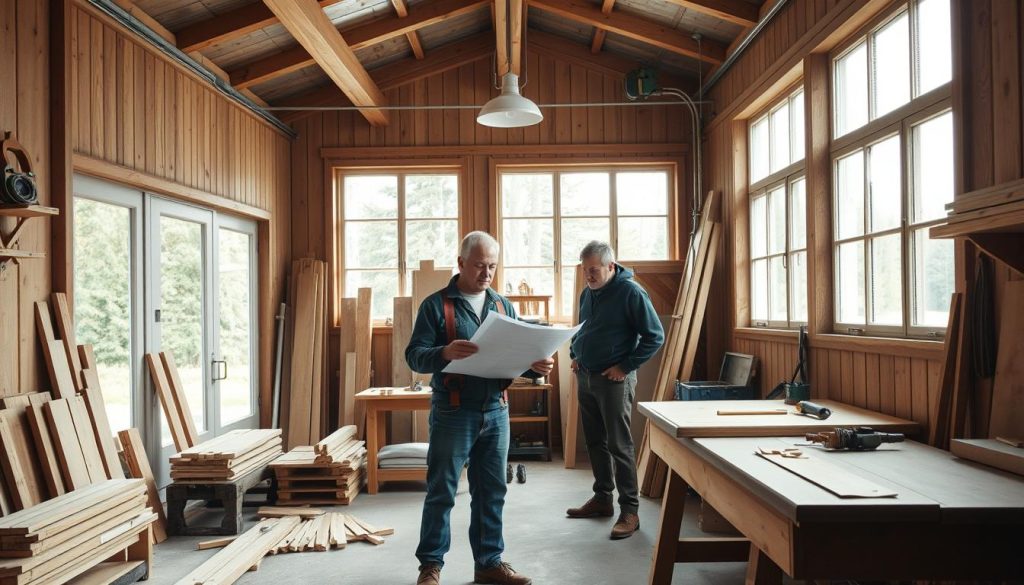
[477,72,543,128]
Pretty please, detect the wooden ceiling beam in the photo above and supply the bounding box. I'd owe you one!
[495,0,523,76]
[275,31,494,123]
[527,0,726,64]
[232,0,488,90]
[659,0,759,28]
[590,0,616,54]
[263,0,388,126]
[177,0,345,54]
[390,0,426,59]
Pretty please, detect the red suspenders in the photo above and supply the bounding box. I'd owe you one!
[441,292,507,407]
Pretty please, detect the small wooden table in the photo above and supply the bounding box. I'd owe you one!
[355,387,433,494]
[638,399,1024,583]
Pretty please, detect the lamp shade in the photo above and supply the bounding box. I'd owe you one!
[477,72,543,128]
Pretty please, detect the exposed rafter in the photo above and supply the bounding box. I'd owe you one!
[390,0,426,59]
[176,0,345,54]
[494,0,524,76]
[590,0,616,54]
[231,0,489,90]
[659,0,759,28]
[528,0,726,64]
[275,31,494,123]
[263,0,388,126]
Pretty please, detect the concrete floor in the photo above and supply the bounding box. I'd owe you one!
[148,460,748,585]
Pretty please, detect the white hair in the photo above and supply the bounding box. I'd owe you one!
[579,240,615,265]
[459,231,500,260]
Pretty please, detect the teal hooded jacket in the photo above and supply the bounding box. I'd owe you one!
[570,264,665,374]
[405,275,538,410]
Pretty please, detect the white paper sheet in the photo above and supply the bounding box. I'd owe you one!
[441,312,584,379]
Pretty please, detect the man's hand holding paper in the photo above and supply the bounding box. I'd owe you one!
[441,312,582,379]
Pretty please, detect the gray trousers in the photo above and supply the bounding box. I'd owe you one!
[576,370,639,514]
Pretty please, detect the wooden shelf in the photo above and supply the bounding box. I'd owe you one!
[510,415,548,423]
[0,204,59,218]
[0,204,58,266]
[931,180,1024,274]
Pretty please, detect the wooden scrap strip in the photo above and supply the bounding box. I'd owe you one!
[257,506,325,518]
[196,536,236,551]
[117,429,168,543]
[42,399,92,490]
[23,403,64,497]
[33,302,75,400]
[160,351,200,448]
[146,353,189,452]
[67,395,107,484]
[51,293,85,392]
[80,366,125,479]
[174,516,299,585]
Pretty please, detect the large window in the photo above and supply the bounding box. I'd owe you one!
[339,170,459,320]
[749,89,807,328]
[498,166,673,320]
[831,0,953,337]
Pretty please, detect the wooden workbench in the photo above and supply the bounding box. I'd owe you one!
[355,387,432,494]
[638,400,1024,584]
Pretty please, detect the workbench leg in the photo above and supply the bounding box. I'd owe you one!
[648,470,687,585]
[744,546,782,585]
[367,405,379,495]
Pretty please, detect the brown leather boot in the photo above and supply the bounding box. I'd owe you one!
[566,496,614,518]
[417,564,441,585]
[474,561,532,585]
[610,512,640,539]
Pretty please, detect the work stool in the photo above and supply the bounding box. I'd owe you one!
[166,466,277,536]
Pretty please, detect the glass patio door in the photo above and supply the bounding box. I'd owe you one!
[146,198,259,483]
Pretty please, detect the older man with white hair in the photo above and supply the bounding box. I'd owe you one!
[407,231,554,585]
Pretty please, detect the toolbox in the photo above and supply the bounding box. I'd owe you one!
[675,352,758,401]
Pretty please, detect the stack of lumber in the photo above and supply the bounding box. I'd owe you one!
[257,507,392,552]
[269,427,366,505]
[636,191,722,498]
[173,516,299,585]
[281,258,328,450]
[0,480,155,585]
[170,429,282,482]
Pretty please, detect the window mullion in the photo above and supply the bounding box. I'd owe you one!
[553,172,562,320]
[397,173,407,296]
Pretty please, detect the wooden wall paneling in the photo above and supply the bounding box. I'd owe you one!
[852,351,866,408]
[968,0,994,189]
[910,357,930,429]
[0,0,17,397]
[988,280,1024,441]
[865,352,880,412]
[893,356,911,421]
[991,0,1020,184]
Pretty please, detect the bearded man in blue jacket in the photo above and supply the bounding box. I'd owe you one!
[408,231,554,585]
[566,241,665,539]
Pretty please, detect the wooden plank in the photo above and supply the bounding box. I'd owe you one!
[989,280,1024,440]
[951,439,1024,477]
[354,288,373,438]
[68,395,108,484]
[159,352,199,448]
[145,353,188,452]
[286,260,316,450]
[23,401,64,498]
[262,0,388,126]
[756,448,898,498]
[117,429,167,544]
[0,400,48,508]
[564,264,583,468]
[310,262,325,444]
[179,517,300,585]
[42,399,92,491]
[34,303,75,400]
[80,368,125,479]
[50,294,84,392]
[391,297,414,442]
[0,414,33,511]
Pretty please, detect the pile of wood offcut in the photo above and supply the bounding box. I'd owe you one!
[171,429,283,482]
[269,426,366,505]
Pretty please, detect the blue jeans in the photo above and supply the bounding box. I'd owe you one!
[416,402,509,569]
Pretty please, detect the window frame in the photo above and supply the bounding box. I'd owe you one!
[828,0,953,339]
[747,86,807,330]
[494,162,678,323]
[334,166,462,323]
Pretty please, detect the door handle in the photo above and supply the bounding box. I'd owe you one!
[211,358,228,382]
